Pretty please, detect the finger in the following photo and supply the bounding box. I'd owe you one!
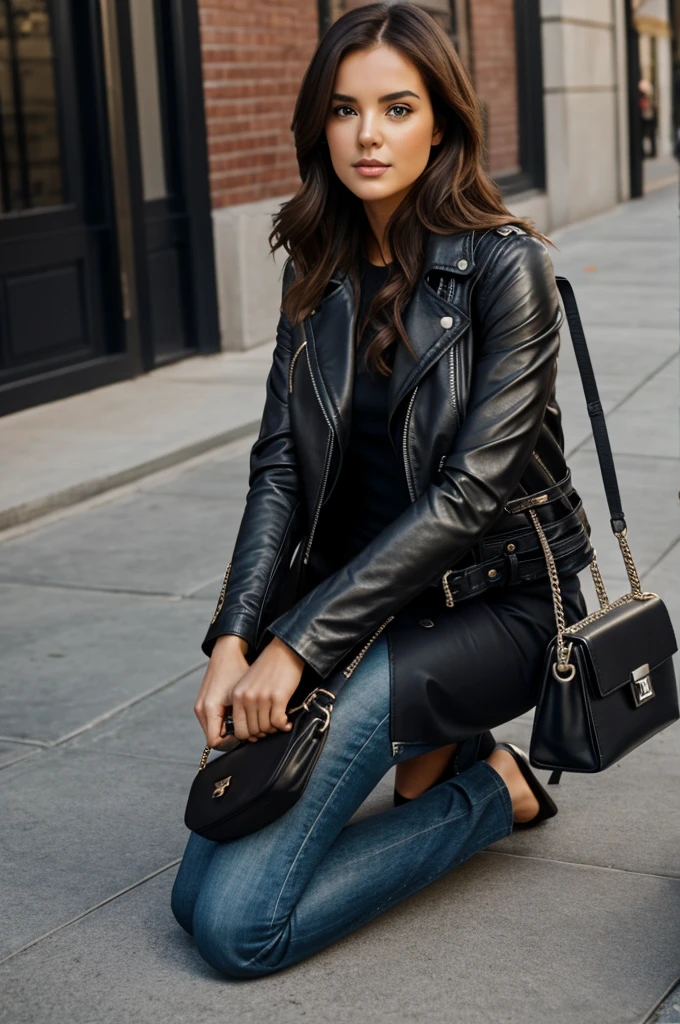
[270,696,292,732]
[231,696,249,741]
[205,703,228,748]
[257,699,275,735]
[242,693,261,739]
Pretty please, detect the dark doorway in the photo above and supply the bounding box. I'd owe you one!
[0,0,218,417]
[125,0,218,367]
[0,0,128,414]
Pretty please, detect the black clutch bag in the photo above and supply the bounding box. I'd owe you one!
[184,682,338,841]
[518,278,679,779]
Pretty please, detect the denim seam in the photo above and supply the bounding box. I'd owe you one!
[266,716,387,933]
[295,793,512,946]
[477,760,514,832]
[238,711,390,974]
[322,787,505,871]
[249,764,510,970]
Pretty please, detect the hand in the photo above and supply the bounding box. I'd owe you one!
[194,634,251,749]
[230,636,305,742]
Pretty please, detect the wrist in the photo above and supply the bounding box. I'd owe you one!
[269,635,305,669]
[213,633,249,657]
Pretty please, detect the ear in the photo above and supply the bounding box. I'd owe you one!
[432,118,445,146]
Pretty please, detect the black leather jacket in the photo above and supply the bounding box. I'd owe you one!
[202,225,594,679]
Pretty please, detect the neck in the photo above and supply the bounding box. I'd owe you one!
[362,186,411,264]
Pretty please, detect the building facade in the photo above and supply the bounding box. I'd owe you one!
[0,0,674,414]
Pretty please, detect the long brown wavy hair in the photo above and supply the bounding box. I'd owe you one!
[268,1,553,375]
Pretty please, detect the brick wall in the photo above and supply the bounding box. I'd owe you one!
[197,0,318,208]
[468,0,520,178]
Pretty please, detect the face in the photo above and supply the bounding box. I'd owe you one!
[325,44,444,221]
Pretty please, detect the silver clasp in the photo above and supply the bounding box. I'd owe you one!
[631,663,654,707]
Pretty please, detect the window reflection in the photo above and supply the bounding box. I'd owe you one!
[0,0,63,213]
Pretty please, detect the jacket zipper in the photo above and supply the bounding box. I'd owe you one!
[210,561,232,625]
[303,430,333,564]
[402,385,419,501]
[532,448,553,480]
[302,336,335,565]
[447,345,458,425]
[288,340,307,393]
[342,614,395,678]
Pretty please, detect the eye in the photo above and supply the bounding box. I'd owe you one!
[388,104,411,118]
[331,105,355,117]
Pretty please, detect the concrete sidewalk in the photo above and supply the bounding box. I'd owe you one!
[1,183,679,1024]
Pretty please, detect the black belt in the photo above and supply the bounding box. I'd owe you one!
[425,501,592,605]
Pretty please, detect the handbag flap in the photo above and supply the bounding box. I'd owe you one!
[568,593,677,698]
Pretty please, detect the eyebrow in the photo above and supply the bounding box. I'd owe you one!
[330,90,421,104]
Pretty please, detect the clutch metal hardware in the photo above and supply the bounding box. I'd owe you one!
[197,687,338,771]
[212,776,232,799]
[631,664,655,707]
[287,686,337,733]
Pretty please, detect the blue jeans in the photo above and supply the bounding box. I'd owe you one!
[171,633,514,977]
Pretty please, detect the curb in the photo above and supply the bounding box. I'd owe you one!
[0,419,260,533]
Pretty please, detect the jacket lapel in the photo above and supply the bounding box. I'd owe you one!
[304,271,355,456]
[305,228,476,458]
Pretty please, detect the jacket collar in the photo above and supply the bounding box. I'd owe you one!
[302,228,475,455]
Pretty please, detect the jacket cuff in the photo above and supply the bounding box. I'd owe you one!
[263,620,355,679]
[201,613,259,661]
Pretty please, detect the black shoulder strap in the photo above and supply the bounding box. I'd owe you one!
[555,276,626,535]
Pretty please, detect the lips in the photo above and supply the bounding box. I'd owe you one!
[354,161,389,167]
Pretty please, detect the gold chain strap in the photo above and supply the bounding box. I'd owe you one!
[528,508,649,681]
[588,551,609,609]
[616,528,643,596]
[528,509,574,677]
[342,615,395,678]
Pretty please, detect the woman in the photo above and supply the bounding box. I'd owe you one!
[171,2,593,976]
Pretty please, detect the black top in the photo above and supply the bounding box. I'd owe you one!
[313,253,412,571]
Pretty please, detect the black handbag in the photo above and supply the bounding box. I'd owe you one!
[184,677,340,841]
[519,277,679,780]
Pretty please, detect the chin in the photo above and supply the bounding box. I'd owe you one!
[344,180,404,200]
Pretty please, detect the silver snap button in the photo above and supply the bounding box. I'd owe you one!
[418,618,435,628]
[487,569,499,579]
[506,543,516,553]
[440,315,453,329]
[456,258,469,270]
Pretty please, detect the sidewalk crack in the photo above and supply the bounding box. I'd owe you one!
[0,859,181,965]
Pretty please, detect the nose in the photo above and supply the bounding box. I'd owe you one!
[357,111,382,149]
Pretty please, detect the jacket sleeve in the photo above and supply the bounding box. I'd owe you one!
[201,256,302,659]
[264,234,564,677]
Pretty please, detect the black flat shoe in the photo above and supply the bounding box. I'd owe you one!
[393,730,496,807]
[494,742,558,829]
